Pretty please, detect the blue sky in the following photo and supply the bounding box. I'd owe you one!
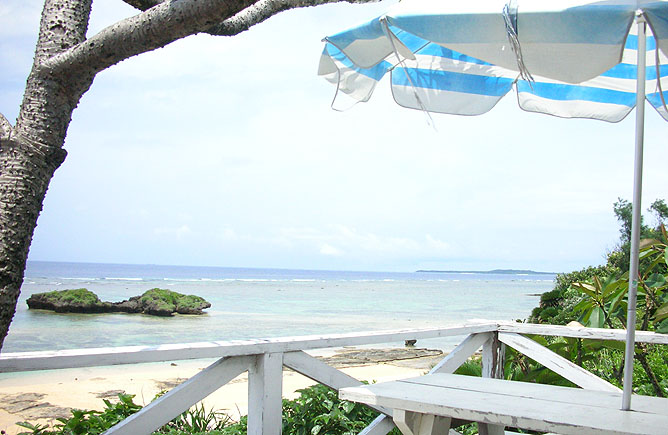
[2,0,668,273]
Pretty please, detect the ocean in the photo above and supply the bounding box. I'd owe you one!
[2,261,557,354]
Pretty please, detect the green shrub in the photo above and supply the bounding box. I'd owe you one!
[280,384,398,435]
[16,385,394,435]
[17,393,141,435]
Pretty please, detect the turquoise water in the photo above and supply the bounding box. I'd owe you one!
[2,262,556,353]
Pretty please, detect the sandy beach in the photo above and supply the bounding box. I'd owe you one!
[0,347,444,434]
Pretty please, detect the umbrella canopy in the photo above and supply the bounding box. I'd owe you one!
[319,0,668,411]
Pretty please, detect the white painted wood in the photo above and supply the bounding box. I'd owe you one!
[360,414,397,435]
[358,332,491,435]
[5,322,668,373]
[478,424,505,435]
[497,321,668,344]
[105,355,252,435]
[403,372,667,415]
[394,410,450,435]
[248,352,283,435]
[284,350,368,390]
[394,409,419,435]
[284,351,393,416]
[481,333,505,435]
[420,415,452,435]
[430,333,491,374]
[497,332,620,392]
[0,322,499,372]
[482,334,505,379]
[340,373,668,434]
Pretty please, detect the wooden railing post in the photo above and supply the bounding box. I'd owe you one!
[482,331,505,379]
[248,352,284,435]
[480,332,506,435]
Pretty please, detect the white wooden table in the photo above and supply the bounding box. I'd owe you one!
[339,373,668,435]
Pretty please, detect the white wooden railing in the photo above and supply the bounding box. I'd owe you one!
[1,321,668,435]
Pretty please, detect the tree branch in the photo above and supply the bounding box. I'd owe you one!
[207,0,381,37]
[46,0,379,78]
[41,0,259,77]
[0,114,12,141]
[120,0,381,37]
[119,0,162,11]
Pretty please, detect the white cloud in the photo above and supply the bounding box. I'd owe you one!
[153,225,192,240]
[14,0,668,273]
[219,228,238,240]
[276,226,453,260]
[320,244,344,256]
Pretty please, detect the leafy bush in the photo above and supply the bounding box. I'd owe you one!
[280,384,397,435]
[528,264,618,325]
[17,393,141,435]
[16,385,393,435]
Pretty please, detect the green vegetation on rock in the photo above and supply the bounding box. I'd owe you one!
[27,288,211,316]
[139,289,211,316]
[41,288,101,305]
[26,288,106,313]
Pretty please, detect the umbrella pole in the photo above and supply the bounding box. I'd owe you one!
[621,12,647,411]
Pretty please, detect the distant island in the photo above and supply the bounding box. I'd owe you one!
[416,269,555,275]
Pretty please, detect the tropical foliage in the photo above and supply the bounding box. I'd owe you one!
[522,198,668,397]
[16,385,398,435]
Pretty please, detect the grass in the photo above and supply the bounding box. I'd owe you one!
[39,289,102,306]
[139,288,210,314]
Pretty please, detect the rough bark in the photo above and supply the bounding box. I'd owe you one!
[0,0,378,351]
[0,0,93,351]
[120,0,378,37]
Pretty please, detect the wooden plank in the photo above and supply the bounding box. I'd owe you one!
[497,332,620,392]
[431,333,491,374]
[359,333,489,434]
[481,333,505,435]
[482,333,505,379]
[393,409,419,435]
[105,355,252,435]
[497,321,668,345]
[0,322,499,372]
[339,375,668,435]
[394,409,451,435]
[359,415,396,435]
[284,351,370,390]
[402,374,667,415]
[248,353,283,435]
[284,351,392,416]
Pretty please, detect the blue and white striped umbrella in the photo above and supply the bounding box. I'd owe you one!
[319,0,668,412]
[320,0,668,122]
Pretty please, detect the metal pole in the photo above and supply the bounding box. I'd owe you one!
[621,11,647,411]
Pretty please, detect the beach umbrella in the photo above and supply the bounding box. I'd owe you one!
[318,0,668,410]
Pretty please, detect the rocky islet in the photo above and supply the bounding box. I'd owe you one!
[26,288,211,317]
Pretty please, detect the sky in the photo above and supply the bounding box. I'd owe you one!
[1,0,667,274]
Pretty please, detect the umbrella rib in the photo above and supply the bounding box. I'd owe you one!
[381,18,435,126]
[502,0,534,85]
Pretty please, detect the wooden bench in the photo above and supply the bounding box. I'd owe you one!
[339,373,668,435]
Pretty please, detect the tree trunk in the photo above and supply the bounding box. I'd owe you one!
[0,0,93,350]
[0,0,376,352]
